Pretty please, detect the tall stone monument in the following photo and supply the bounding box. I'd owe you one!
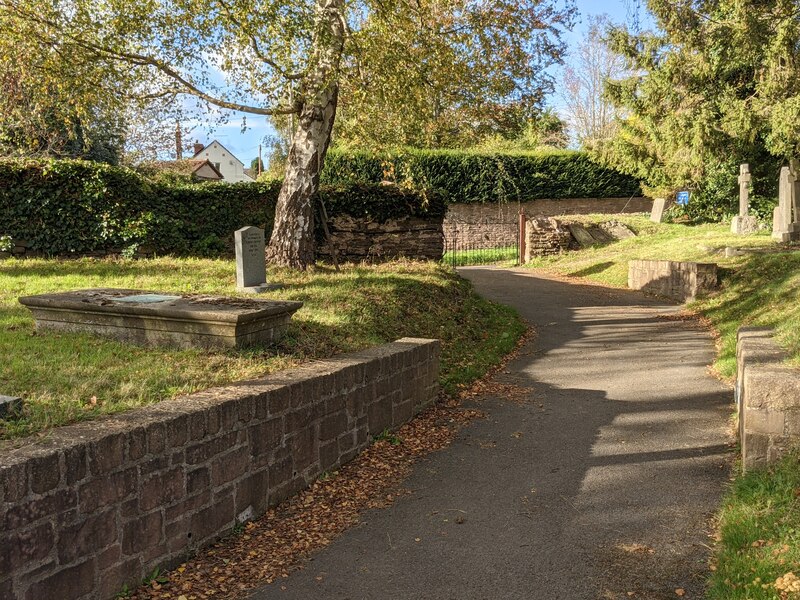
[772,166,800,242]
[731,164,758,234]
[235,226,271,293]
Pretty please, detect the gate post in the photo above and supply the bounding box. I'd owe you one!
[518,208,526,265]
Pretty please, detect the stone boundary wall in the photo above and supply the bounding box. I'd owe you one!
[0,338,440,600]
[628,260,718,302]
[444,198,652,250]
[317,215,445,262]
[736,328,800,472]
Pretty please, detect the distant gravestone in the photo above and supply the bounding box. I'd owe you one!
[731,164,758,235]
[650,198,667,223]
[235,226,270,293]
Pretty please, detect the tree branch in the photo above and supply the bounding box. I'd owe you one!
[0,0,301,116]
[213,0,306,81]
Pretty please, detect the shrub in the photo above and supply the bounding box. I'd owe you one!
[0,159,444,257]
[320,148,643,203]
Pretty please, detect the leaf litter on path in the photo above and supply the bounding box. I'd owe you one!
[129,326,534,600]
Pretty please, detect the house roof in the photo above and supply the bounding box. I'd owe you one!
[152,159,224,180]
[191,140,245,167]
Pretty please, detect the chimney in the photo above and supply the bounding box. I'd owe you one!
[193,141,205,155]
[175,121,183,160]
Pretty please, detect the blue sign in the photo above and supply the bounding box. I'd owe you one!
[676,191,690,205]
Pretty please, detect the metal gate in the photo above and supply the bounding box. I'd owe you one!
[443,210,527,267]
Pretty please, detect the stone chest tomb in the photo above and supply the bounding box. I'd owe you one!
[19,289,302,349]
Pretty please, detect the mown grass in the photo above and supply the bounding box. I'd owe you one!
[708,453,800,599]
[442,246,518,267]
[522,214,800,598]
[0,258,524,441]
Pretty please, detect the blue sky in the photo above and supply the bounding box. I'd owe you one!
[192,0,652,166]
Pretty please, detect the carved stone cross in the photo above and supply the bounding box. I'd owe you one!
[738,163,751,217]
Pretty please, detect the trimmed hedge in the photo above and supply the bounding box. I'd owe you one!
[320,148,643,203]
[0,160,446,257]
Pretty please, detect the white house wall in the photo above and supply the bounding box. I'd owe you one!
[194,141,254,183]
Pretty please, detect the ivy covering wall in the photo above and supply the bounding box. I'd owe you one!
[0,160,445,257]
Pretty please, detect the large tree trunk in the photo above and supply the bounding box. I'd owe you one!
[266,0,344,269]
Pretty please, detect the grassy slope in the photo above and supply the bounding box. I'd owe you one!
[524,214,800,599]
[0,258,524,440]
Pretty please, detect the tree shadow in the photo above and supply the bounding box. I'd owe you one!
[252,266,732,600]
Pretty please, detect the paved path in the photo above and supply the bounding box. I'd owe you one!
[250,268,731,600]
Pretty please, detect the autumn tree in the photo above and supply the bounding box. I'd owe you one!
[333,0,576,148]
[0,0,575,267]
[560,14,626,148]
[0,10,126,163]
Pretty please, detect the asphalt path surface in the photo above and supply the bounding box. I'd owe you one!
[250,267,731,600]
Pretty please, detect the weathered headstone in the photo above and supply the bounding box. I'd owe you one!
[567,224,597,247]
[650,198,667,223]
[731,164,758,234]
[773,167,797,242]
[235,226,270,293]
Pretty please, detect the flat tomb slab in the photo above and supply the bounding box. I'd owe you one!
[18,289,303,349]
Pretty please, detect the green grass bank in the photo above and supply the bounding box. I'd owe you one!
[0,258,524,441]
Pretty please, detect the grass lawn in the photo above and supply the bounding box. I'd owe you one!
[523,213,800,599]
[442,246,519,267]
[0,258,524,441]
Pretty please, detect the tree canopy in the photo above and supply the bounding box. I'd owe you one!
[0,0,576,266]
[598,0,800,200]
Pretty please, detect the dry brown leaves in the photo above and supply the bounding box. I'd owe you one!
[129,326,534,600]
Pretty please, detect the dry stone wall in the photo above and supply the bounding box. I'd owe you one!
[0,338,440,600]
[524,218,575,260]
[628,260,718,302]
[736,328,800,472]
[317,215,444,262]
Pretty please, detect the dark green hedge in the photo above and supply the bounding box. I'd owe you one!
[320,148,643,203]
[0,159,445,257]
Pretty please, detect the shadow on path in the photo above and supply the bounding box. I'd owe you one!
[249,268,731,600]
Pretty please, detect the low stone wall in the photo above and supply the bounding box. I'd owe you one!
[524,218,574,260]
[737,328,800,472]
[317,215,444,262]
[628,260,718,302]
[444,198,651,250]
[0,338,440,600]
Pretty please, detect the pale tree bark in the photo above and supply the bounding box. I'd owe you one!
[266,0,344,269]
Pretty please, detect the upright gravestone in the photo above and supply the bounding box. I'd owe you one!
[235,226,271,293]
[773,167,797,242]
[650,198,667,223]
[731,164,758,234]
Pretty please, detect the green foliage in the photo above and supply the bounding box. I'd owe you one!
[321,148,642,203]
[474,109,569,152]
[373,428,402,445]
[319,184,446,220]
[598,0,800,212]
[0,159,444,257]
[0,159,277,256]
